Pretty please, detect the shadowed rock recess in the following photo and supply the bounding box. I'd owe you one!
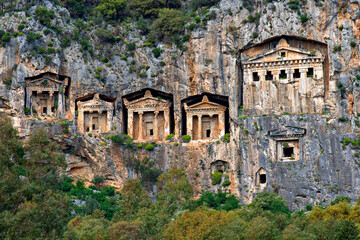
[1,0,360,210]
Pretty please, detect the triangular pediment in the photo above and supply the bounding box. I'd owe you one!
[247,47,314,63]
[27,77,63,85]
[269,126,306,138]
[188,96,225,109]
[125,90,170,107]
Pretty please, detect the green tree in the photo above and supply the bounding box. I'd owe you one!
[162,207,243,240]
[114,179,153,221]
[156,166,193,215]
[249,191,290,215]
[64,210,109,240]
[150,8,186,41]
[127,0,166,18]
[108,220,144,240]
[94,0,126,20]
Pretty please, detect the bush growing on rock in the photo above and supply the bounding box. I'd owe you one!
[222,133,230,143]
[182,135,191,143]
[145,144,154,150]
[211,171,222,185]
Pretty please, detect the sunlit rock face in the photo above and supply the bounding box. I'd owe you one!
[1,0,360,209]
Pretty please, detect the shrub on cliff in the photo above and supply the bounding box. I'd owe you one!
[35,6,56,27]
[182,135,191,143]
[211,171,223,185]
[94,0,126,20]
[222,133,230,143]
[145,144,154,150]
[150,8,186,41]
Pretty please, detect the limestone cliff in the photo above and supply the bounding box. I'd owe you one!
[1,0,360,209]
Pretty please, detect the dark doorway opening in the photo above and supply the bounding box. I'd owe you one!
[283,147,294,157]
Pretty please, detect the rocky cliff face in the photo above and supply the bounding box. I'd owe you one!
[1,0,360,209]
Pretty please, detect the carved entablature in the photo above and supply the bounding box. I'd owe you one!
[184,95,227,141]
[77,94,113,114]
[242,38,324,69]
[268,126,306,139]
[268,126,306,162]
[123,90,172,112]
[184,96,227,116]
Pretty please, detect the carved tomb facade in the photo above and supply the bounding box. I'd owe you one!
[184,95,226,141]
[25,72,70,118]
[124,90,172,141]
[77,94,114,133]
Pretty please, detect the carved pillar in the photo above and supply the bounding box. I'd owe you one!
[138,112,143,140]
[89,115,93,132]
[58,91,63,116]
[164,108,170,136]
[78,108,84,132]
[198,115,202,140]
[154,111,159,140]
[186,113,192,137]
[218,111,225,139]
[47,93,52,115]
[127,110,134,138]
[26,88,33,114]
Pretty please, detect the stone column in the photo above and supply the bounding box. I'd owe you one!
[218,111,225,138]
[299,68,308,94]
[26,88,32,113]
[58,90,64,117]
[198,115,202,140]
[47,93,52,115]
[186,113,192,137]
[138,112,143,140]
[79,110,84,132]
[127,110,134,138]
[89,115,93,132]
[164,108,170,136]
[154,111,159,140]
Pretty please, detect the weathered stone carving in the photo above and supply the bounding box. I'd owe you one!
[268,126,306,162]
[124,90,172,141]
[184,95,226,141]
[77,94,114,133]
[240,36,328,114]
[210,160,228,173]
[25,72,70,118]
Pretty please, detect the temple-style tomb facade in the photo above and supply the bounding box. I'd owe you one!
[123,90,172,141]
[25,72,70,117]
[184,95,226,140]
[77,94,114,133]
[240,36,328,115]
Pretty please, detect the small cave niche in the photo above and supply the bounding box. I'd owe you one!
[256,168,267,185]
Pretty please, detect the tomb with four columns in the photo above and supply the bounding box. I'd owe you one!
[123,89,172,141]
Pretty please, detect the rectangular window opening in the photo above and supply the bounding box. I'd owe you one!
[279,70,287,79]
[206,129,211,138]
[260,174,266,184]
[307,68,314,77]
[293,69,301,79]
[281,51,286,57]
[283,147,294,158]
[150,129,154,136]
[253,72,260,81]
[265,71,273,81]
[43,107,47,114]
